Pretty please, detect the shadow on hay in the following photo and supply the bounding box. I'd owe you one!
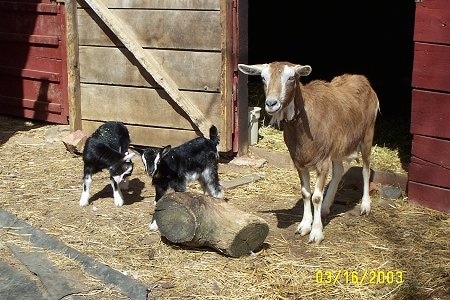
[88,177,146,205]
[260,187,363,230]
[0,115,45,147]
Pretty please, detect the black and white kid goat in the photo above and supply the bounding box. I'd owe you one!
[80,121,136,207]
[141,125,224,230]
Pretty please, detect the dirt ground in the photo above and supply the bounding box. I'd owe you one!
[0,115,449,300]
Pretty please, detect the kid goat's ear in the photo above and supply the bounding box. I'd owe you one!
[160,145,171,158]
[124,151,136,162]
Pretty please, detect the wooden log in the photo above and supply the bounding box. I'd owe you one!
[154,192,269,258]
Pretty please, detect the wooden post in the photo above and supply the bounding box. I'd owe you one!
[154,192,269,257]
[64,0,82,131]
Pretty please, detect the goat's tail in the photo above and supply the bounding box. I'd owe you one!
[209,125,220,145]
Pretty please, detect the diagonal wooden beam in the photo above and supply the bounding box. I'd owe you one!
[81,0,213,136]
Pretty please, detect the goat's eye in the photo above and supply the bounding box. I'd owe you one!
[288,76,295,81]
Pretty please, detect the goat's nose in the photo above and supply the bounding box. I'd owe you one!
[265,98,278,108]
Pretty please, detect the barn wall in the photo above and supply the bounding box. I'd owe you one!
[409,0,450,211]
[74,0,235,152]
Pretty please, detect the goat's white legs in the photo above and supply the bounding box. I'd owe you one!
[309,185,324,243]
[360,162,371,215]
[321,160,344,216]
[360,141,372,215]
[308,162,330,244]
[111,178,125,206]
[79,174,92,206]
[296,170,312,236]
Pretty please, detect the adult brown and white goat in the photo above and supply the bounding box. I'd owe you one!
[238,62,379,243]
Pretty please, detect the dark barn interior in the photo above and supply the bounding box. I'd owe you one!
[246,1,416,168]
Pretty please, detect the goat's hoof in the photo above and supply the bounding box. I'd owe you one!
[308,232,324,244]
[360,204,371,215]
[295,226,311,236]
[148,220,159,232]
[79,198,89,207]
[114,198,124,207]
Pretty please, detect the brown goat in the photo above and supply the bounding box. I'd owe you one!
[238,61,379,243]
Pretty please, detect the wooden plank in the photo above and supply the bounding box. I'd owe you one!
[0,32,59,45]
[79,47,221,91]
[0,1,59,13]
[408,160,450,189]
[80,0,213,136]
[0,67,60,82]
[80,84,221,130]
[77,0,220,10]
[408,181,450,212]
[65,0,82,131]
[77,10,221,50]
[221,173,265,190]
[0,96,61,113]
[1,41,61,59]
[412,42,450,92]
[0,76,64,102]
[411,90,450,138]
[414,0,450,44]
[0,52,63,75]
[220,0,234,153]
[82,120,201,148]
[411,135,450,167]
[0,10,60,37]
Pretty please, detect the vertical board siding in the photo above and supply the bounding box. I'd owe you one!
[0,0,69,124]
[409,0,450,211]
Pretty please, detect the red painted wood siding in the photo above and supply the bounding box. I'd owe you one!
[0,0,68,124]
[409,0,450,212]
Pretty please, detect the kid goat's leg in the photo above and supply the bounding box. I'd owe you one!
[110,177,125,207]
[80,174,92,206]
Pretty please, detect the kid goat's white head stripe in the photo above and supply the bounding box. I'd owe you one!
[152,152,161,175]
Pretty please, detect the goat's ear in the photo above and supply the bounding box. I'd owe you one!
[295,65,312,77]
[124,151,136,162]
[160,145,171,158]
[237,63,266,76]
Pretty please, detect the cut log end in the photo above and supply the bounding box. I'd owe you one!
[154,199,196,243]
[228,223,269,257]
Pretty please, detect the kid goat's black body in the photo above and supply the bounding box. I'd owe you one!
[141,125,224,230]
[80,121,135,207]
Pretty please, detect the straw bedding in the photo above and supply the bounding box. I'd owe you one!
[0,116,448,299]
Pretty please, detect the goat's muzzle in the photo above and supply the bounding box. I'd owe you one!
[265,98,281,114]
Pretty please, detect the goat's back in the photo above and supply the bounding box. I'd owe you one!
[285,74,379,166]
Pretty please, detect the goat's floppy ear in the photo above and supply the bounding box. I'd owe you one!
[294,65,312,77]
[124,151,136,162]
[160,145,171,158]
[237,63,267,76]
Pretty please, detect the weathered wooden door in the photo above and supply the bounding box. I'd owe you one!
[70,0,239,152]
[0,0,69,124]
